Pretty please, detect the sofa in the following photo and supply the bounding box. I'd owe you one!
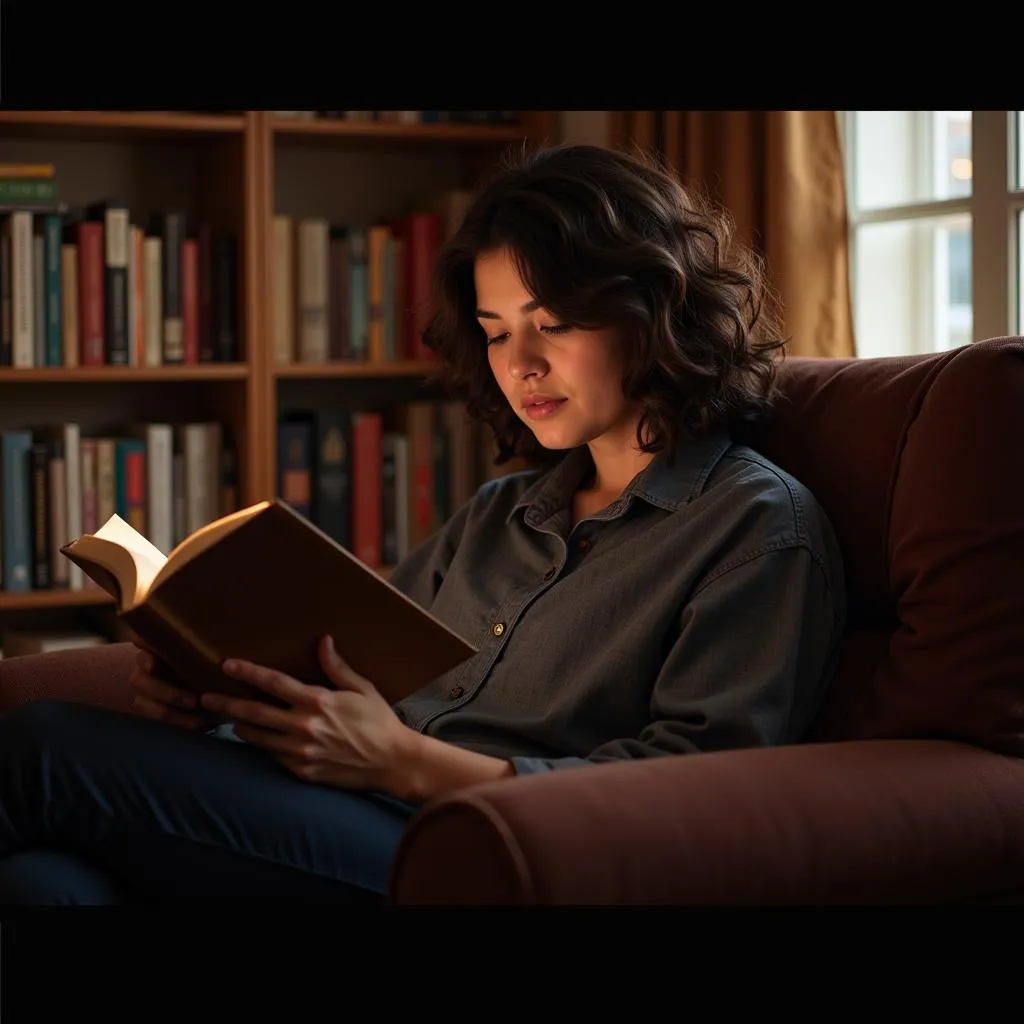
[2,336,1022,904]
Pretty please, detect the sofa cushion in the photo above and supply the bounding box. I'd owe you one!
[741,336,1024,756]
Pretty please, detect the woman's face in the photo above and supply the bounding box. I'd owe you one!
[474,246,641,453]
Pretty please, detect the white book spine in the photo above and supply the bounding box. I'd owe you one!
[143,236,163,366]
[11,211,34,367]
[181,424,209,535]
[32,234,45,365]
[146,423,174,555]
[297,218,329,362]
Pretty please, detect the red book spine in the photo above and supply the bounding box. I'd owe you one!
[405,212,442,360]
[77,222,105,365]
[182,238,199,364]
[351,413,382,569]
[125,448,146,535]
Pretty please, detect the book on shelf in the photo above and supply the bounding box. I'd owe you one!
[59,498,477,706]
[0,193,239,369]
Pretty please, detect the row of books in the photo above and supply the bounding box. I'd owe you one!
[277,399,503,570]
[0,421,235,593]
[272,211,446,366]
[272,186,474,366]
[0,201,239,369]
[272,112,519,125]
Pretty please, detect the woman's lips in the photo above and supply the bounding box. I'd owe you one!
[524,398,567,420]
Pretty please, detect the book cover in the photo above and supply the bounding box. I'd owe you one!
[60,500,477,707]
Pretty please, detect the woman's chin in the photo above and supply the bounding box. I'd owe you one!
[528,425,584,451]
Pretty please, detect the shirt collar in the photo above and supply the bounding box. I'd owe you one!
[508,425,734,526]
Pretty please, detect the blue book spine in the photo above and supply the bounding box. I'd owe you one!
[43,214,62,365]
[2,430,34,591]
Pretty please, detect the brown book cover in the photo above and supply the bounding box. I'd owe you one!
[59,498,477,707]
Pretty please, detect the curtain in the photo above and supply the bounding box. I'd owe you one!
[608,110,855,359]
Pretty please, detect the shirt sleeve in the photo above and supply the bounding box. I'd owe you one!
[386,498,474,612]
[508,544,845,775]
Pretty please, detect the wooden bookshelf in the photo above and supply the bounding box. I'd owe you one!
[0,365,248,383]
[273,359,435,380]
[0,111,246,141]
[0,110,556,615]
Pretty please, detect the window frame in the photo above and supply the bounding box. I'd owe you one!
[840,110,1023,355]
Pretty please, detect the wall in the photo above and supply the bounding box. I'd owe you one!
[559,111,612,148]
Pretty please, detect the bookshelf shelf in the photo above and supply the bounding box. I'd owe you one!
[0,365,250,383]
[0,589,113,610]
[273,360,436,380]
[270,117,526,147]
[0,111,245,141]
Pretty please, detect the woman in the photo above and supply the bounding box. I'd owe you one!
[0,143,845,904]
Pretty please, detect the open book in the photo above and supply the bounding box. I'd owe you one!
[60,499,477,706]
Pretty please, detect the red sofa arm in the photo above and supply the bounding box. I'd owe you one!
[0,642,139,715]
[389,739,1024,904]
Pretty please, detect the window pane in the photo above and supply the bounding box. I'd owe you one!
[1017,111,1024,190]
[853,111,972,211]
[1018,209,1024,331]
[854,214,972,357]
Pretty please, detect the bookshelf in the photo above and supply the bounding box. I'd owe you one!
[0,110,557,635]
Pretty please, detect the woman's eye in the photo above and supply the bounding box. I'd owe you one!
[541,324,572,335]
[486,332,509,346]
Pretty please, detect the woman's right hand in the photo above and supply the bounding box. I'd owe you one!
[129,646,221,732]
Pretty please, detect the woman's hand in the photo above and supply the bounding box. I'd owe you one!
[199,635,421,796]
[129,646,222,732]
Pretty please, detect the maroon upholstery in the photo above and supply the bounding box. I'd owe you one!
[0,641,137,715]
[742,338,1024,756]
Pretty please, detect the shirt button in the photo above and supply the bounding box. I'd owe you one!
[543,566,556,580]
[446,684,465,700]
[492,622,505,636]
[577,537,591,551]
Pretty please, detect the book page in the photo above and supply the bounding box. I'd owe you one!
[94,514,168,605]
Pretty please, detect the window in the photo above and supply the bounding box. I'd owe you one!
[841,111,1021,358]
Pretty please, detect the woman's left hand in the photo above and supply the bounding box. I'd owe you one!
[200,635,419,795]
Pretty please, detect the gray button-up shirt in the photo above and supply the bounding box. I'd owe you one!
[389,427,846,776]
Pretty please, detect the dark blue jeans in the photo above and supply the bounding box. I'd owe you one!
[0,700,419,905]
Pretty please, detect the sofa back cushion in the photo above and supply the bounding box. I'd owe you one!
[739,336,1024,756]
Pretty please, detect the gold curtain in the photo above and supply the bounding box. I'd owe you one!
[608,110,855,359]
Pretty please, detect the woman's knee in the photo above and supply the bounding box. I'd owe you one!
[0,849,132,905]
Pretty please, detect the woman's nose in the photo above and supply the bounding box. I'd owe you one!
[507,332,547,381]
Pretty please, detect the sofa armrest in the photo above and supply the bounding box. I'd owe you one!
[389,739,1024,905]
[0,642,138,716]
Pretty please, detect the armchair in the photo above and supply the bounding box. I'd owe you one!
[2,337,1022,903]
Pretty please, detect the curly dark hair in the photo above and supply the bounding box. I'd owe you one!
[422,142,786,465]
